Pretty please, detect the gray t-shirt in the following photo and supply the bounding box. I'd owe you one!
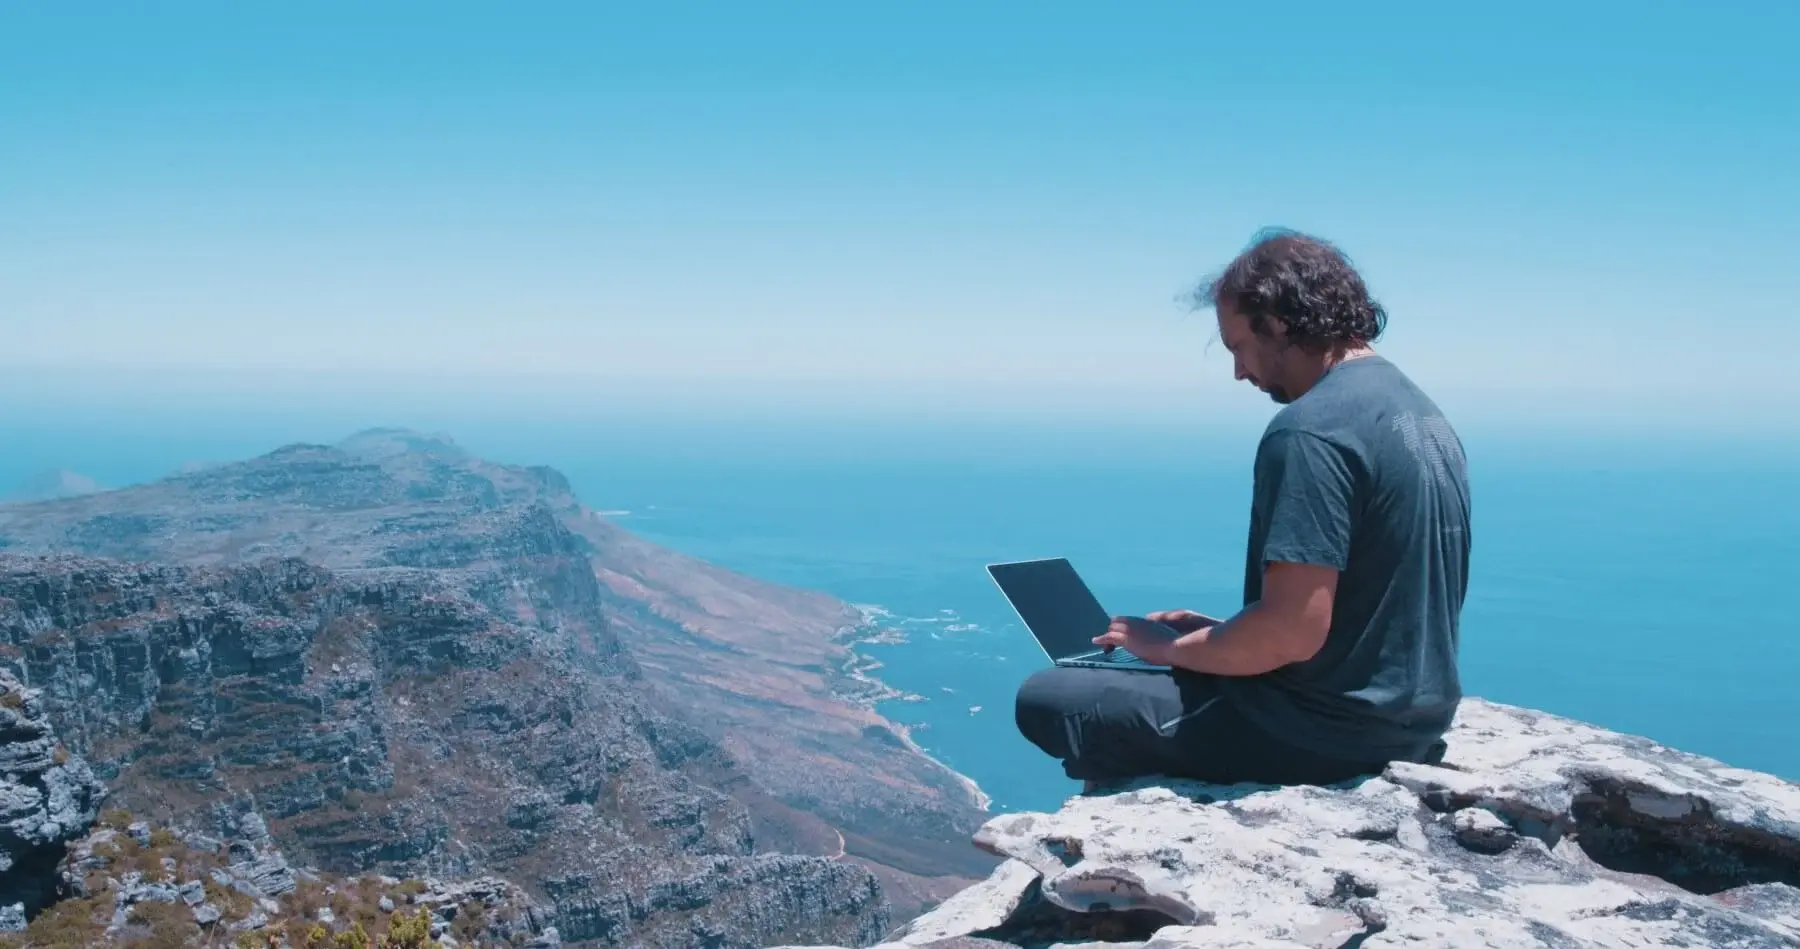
[1217,354,1471,763]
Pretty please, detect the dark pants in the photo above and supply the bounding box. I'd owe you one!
[1014,665,1388,787]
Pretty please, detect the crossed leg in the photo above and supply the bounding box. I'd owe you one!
[1014,665,1384,788]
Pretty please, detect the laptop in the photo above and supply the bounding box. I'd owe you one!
[986,557,1170,671]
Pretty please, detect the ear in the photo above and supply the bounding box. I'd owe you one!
[1250,312,1289,344]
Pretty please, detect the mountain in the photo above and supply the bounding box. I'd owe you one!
[3,471,102,503]
[0,428,994,945]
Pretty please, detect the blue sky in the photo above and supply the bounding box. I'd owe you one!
[3,1,1796,430]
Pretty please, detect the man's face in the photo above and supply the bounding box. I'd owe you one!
[1216,305,1294,404]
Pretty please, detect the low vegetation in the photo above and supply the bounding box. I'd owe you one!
[0,811,528,949]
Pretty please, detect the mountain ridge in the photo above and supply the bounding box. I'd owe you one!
[2,471,103,504]
[0,427,994,944]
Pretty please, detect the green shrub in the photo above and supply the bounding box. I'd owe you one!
[378,907,439,948]
[207,878,259,922]
[452,900,487,942]
[24,896,107,948]
[124,899,197,949]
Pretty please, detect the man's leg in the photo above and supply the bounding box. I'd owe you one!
[1013,665,1234,785]
[1014,665,1386,787]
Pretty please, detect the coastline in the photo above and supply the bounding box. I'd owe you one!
[891,717,993,813]
[834,607,993,813]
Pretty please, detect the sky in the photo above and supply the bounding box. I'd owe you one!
[2,0,1797,432]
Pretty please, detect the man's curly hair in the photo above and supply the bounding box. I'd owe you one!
[1193,228,1386,353]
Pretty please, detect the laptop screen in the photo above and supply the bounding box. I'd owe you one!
[986,558,1114,660]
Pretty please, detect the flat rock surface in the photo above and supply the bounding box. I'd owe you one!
[777,697,1800,948]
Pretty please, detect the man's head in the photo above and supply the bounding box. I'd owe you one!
[1194,229,1386,404]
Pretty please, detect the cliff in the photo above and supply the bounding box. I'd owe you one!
[778,698,1800,949]
[0,429,992,945]
[0,554,890,947]
[0,667,560,947]
[0,670,105,927]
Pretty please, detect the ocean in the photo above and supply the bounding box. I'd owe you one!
[537,425,1800,816]
[5,417,1798,817]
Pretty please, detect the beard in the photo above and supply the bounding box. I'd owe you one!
[1262,383,1293,404]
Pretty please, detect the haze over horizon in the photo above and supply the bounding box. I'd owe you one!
[7,9,1800,947]
[4,1,1797,432]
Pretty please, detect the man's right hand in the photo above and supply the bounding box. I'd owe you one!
[1145,609,1220,633]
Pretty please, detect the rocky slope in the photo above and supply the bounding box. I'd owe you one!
[0,429,991,944]
[0,670,105,927]
[0,430,990,906]
[20,805,558,948]
[0,555,887,947]
[779,698,1800,948]
[572,510,994,907]
[2,666,554,948]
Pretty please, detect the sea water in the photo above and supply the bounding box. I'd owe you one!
[522,422,1800,815]
[5,418,1798,816]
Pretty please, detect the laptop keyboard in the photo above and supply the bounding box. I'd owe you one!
[1070,648,1151,666]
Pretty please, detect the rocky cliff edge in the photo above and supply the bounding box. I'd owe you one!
[780,697,1800,948]
[0,670,105,928]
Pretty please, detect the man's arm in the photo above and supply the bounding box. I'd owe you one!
[1165,429,1355,676]
[1161,561,1338,675]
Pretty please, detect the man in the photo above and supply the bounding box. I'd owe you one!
[1015,228,1471,789]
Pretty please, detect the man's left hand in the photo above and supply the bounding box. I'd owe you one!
[1092,616,1186,666]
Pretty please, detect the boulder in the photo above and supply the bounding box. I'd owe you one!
[776,697,1800,948]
